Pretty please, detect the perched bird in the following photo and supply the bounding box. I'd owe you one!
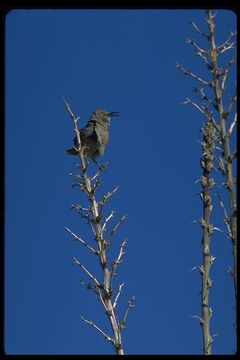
[66,109,119,159]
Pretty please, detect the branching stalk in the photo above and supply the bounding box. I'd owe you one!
[199,120,216,355]
[63,98,134,355]
[178,10,237,353]
[206,11,237,305]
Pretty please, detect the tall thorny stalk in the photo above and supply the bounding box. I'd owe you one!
[199,120,216,354]
[63,98,134,355]
[177,9,237,354]
[206,10,237,306]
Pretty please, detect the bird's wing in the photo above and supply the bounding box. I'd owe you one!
[94,125,102,145]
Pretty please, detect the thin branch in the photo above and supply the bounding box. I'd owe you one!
[99,186,120,206]
[186,38,206,54]
[76,211,97,236]
[73,257,100,287]
[62,97,78,122]
[226,113,237,138]
[216,192,232,239]
[110,239,127,281]
[190,314,204,326]
[71,204,91,212]
[217,40,235,55]
[113,283,125,310]
[65,227,97,254]
[91,169,102,182]
[225,90,237,120]
[219,43,235,55]
[220,58,236,94]
[119,296,135,330]
[182,97,205,115]
[96,287,109,313]
[81,316,113,343]
[215,155,226,175]
[176,64,210,86]
[217,31,236,54]
[109,214,128,239]
[102,211,116,232]
[189,20,209,39]
[63,97,89,187]
[80,280,98,295]
[69,172,84,180]
[193,87,216,109]
[91,177,101,194]
[183,97,220,132]
[186,38,209,66]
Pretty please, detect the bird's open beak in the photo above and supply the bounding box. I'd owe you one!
[108,112,119,117]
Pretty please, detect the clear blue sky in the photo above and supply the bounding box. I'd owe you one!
[5,9,236,355]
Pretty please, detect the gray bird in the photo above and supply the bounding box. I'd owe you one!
[66,109,119,159]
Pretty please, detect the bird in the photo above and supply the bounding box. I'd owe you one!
[66,109,119,159]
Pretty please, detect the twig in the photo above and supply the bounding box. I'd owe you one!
[102,211,116,232]
[226,113,237,137]
[62,97,77,122]
[220,58,236,94]
[186,38,209,66]
[176,64,210,86]
[109,214,128,239]
[217,31,236,55]
[69,172,84,180]
[182,97,205,115]
[99,186,120,206]
[91,169,102,182]
[81,316,113,343]
[113,283,125,309]
[65,227,97,254]
[71,204,91,212]
[80,280,98,294]
[189,314,204,326]
[73,257,100,287]
[218,42,235,55]
[216,192,232,239]
[183,97,220,132]
[189,21,209,39]
[120,296,135,330]
[225,90,237,120]
[63,97,89,185]
[193,87,216,109]
[110,239,127,282]
[186,38,206,54]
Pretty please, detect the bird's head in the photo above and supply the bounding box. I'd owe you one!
[92,109,119,125]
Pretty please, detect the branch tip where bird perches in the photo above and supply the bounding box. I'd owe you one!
[65,98,129,354]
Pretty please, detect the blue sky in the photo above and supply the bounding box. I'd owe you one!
[5,9,236,355]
